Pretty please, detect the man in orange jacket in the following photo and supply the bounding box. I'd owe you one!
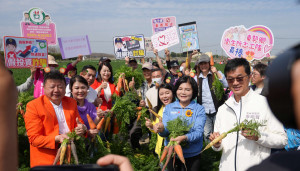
[24,70,87,168]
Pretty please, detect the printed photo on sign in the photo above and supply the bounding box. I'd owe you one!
[221,25,274,61]
[145,37,154,52]
[178,21,200,53]
[3,36,48,69]
[151,26,179,52]
[58,35,92,59]
[20,7,57,45]
[152,16,176,34]
[113,35,145,59]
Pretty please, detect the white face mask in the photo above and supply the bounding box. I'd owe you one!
[152,77,162,85]
[180,66,184,72]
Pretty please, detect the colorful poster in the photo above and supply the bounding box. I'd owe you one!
[113,35,145,59]
[145,37,154,52]
[58,35,91,59]
[3,36,48,68]
[20,7,57,45]
[152,16,176,34]
[178,21,200,53]
[151,26,179,52]
[221,25,274,61]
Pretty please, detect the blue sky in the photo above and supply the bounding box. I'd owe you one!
[0,0,299,57]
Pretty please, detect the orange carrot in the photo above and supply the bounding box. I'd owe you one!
[97,117,105,130]
[137,111,142,121]
[113,117,119,134]
[87,114,96,129]
[136,107,142,111]
[67,143,71,164]
[174,144,185,164]
[210,55,214,66]
[162,145,173,171]
[160,146,169,163]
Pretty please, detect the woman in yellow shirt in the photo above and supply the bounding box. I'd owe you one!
[145,83,175,156]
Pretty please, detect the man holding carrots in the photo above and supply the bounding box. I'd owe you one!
[209,58,287,171]
[24,70,87,168]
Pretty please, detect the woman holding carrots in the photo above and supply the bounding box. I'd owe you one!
[145,83,175,157]
[194,53,228,142]
[155,76,206,171]
[70,75,101,137]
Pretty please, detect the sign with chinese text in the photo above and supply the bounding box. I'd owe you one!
[113,35,145,59]
[152,16,176,34]
[178,21,200,53]
[58,35,91,59]
[151,26,179,52]
[20,7,57,45]
[145,37,154,52]
[3,36,48,68]
[221,25,274,61]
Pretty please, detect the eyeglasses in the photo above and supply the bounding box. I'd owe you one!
[226,75,249,84]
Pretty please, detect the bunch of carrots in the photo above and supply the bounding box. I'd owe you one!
[201,119,266,153]
[159,116,193,171]
[53,131,79,165]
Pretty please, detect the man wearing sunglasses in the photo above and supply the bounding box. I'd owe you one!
[209,58,287,171]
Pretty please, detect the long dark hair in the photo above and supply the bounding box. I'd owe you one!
[97,62,114,83]
[156,83,175,112]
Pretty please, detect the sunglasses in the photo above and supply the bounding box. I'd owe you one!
[226,75,249,84]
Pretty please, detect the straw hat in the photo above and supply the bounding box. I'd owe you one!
[48,55,58,66]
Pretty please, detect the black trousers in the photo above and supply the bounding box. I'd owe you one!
[167,153,201,171]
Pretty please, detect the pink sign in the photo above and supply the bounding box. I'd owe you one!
[20,8,57,45]
[221,25,274,61]
[151,26,179,52]
[152,16,176,34]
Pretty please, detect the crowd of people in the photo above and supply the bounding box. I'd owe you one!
[3,46,300,171]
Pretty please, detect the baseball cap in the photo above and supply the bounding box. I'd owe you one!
[170,60,179,68]
[142,62,153,70]
[129,58,137,63]
[99,57,111,63]
[196,54,210,65]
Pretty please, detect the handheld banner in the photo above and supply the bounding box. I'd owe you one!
[58,35,92,59]
[20,7,57,45]
[221,25,274,61]
[178,21,200,53]
[3,36,48,68]
[152,16,176,34]
[113,35,145,59]
[151,26,179,52]
[145,37,154,52]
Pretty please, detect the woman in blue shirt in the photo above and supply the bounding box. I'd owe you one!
[155,76,206,171]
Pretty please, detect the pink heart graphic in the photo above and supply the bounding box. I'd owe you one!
[264,44,272,53]
[158,35,168,46]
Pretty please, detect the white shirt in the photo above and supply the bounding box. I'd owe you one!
[50,101,70,134]
[254,87,263,94]
[103,84,111,102]
[65,84,97,103]
[232,98,241,122]
[145,86,158,108]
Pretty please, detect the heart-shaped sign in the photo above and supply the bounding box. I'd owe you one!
[158,35,168,46]
[221,25,274,61]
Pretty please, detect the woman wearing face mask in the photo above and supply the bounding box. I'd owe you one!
[145,83,175,157]
[70,75,101,137]
[155,76,206,171]
[195,53,228,143]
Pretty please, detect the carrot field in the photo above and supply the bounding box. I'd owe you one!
[16,59,223,171]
